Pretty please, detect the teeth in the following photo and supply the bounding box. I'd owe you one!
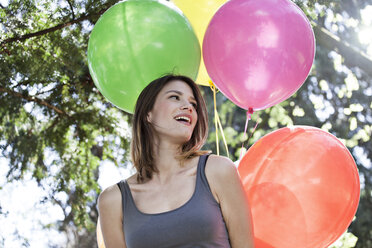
[175,116,190,123]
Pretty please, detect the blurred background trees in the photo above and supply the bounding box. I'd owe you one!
[0,0,371,247]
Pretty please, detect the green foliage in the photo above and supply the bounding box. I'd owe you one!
[1,0,128,245]
[329,232,358,248]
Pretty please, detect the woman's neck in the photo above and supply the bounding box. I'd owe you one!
[151,140,184,184]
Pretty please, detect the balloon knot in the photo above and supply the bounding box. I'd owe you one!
[247,108,254,119]
[208,80,219,92]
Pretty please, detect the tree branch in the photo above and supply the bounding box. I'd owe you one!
[0,86,70,117]
[313,23,372,77]
[66,0,76,20]
[0,5,111,46]
[1,15,88,45]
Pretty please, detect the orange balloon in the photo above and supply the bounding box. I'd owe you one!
[238,126,360,248]
[97,219,106,248]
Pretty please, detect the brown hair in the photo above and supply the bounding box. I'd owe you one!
[131,74,209,182]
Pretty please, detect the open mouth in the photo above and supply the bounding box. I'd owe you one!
[174,116,191,124]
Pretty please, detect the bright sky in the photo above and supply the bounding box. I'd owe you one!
[0,157,133,247]
[0,1,372,247]
[0,158,66,247]
[359,5,372,56]
[0,0,7,7]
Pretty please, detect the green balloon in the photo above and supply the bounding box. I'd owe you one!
[87,0,200,113]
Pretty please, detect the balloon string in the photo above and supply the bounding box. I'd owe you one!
[209,81,229,158]
[210,81,219,156]
[247,117,259,149]
[239,108,254,160]
[216,109,230,158]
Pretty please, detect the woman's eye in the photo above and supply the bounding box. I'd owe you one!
[191,102,197,108]
[170,95,180,100]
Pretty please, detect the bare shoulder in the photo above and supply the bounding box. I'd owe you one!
[98,183,122,212]
[98,183,127,247]
[205,155,241,203]
[206,155,254,247]
[206,154,238,180]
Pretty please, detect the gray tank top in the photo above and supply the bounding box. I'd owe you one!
[117,154,231,248]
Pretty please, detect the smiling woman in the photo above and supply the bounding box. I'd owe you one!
[97,74,254,248]
[131,75,209,182]
[147,81,199,148]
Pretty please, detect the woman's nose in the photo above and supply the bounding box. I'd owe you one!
[181,102,193,112]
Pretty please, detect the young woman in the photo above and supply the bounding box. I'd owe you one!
[98,75,254,247]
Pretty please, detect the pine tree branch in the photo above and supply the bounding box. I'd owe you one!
[0,5,111,46]
[0,86,70,117]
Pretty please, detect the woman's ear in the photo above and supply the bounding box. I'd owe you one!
[147,112,152,123]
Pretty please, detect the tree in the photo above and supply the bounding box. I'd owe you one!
[1,0,128,246]
[0,0,371,247]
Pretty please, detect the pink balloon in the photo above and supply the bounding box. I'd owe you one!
[203,0,315,110]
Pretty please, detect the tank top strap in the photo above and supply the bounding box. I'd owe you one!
[116,179,134,214]
[197,153,215,196]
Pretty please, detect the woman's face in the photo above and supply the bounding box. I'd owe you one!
[147,80,198,144]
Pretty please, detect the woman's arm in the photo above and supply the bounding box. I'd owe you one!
[206,155,255,248]
[98,184,127,248]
